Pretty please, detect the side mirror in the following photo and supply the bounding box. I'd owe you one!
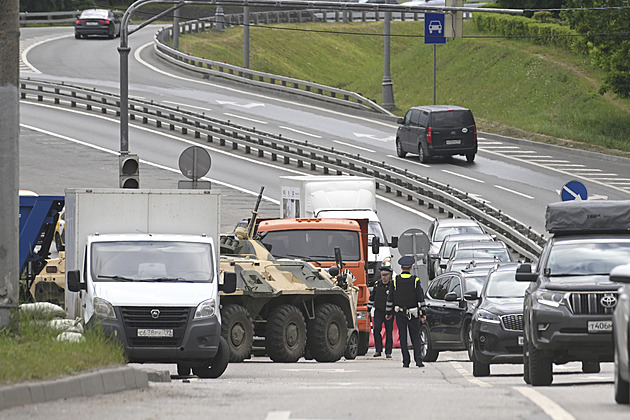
[220,271,237,294]
[439,262,447,269]
[66,270,85,292]
[445,292,459,302]
[389,236,398,248]
[397,117,404,125]
[610,264,630,284]
[371,237,381,255]
[515,263,537,282]
[464,290,478,301]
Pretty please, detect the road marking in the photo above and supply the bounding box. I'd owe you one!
[481,145,520,149]
[494,185,534,199]
[514,387,575,420]
[223,112,268,124]
[163,100,211,112]
[377,195,434,221]
[279,126,322,138]
[266,411,292,420]
[333,140,375,153]
[353,132,394,142]
[442,169,485,183]
[450,362,492,388]
[21,34,72,74]
[488,150,538,155]
[216,100,265,108]
[387,155,431,168]
[525,159,571,164]
[282,369,358,373]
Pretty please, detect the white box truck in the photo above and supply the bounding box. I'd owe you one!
[279,175,397,286]
[64,189,235,378]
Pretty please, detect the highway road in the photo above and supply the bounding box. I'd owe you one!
[14,23,630,419]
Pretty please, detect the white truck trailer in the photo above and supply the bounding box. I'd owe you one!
[279,175,397,286]
[64,188,235,378]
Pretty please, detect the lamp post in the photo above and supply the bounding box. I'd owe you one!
[381,9,395,110]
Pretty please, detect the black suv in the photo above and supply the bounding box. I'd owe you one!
[395,105,477,163]
[516,200,630,386]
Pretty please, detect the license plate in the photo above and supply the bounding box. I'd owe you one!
[518,336,524,346]
[86,22,98,25]
[368,268,374,275]
[445,139,461,145]
[138,328,173,337]
[588,320,612,333]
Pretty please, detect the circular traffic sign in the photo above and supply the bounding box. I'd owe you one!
[397,228,430,258]
[561,180,588,201]
[179,146,211,180]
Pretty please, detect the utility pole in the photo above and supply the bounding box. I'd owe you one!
[0,0,20,329]
[381,10,395,110]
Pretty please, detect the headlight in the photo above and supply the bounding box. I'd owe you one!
[536,290,567,308]
[477,309,500,324]
[93,297,116,319]
[194,298,216,319]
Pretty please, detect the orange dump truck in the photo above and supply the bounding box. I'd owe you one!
[257,218,371,355]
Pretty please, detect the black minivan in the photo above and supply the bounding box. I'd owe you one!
[396,105,477,163]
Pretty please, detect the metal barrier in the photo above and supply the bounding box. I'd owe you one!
[19,10,81,26]
[19,78,545,261]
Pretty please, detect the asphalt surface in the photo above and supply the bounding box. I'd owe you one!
[3,126,281,412]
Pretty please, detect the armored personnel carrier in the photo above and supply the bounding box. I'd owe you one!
[219,189,359,363]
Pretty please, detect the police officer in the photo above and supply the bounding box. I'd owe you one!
[368,261,394,358]
[386,256,427,368]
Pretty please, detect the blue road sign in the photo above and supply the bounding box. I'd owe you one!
[561,180,588,201]
[425,13,446,44]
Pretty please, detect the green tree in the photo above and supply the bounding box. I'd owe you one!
[562,0,630,97]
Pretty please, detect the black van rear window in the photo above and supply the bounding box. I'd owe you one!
[432,110,474,127]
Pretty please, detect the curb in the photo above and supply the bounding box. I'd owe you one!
[0,366,150,411]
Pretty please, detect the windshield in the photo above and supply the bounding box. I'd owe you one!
[79,9,110,19]
[259,229,360,261]
[91,241,214,282]
[453,248,511,262]
[464,276,486,294]
[368,221,387,246]
[484,270,528,298]
[545,240,630,278]
[434,225,484,242]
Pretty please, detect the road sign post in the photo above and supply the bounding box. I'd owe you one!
[425,14,445,105]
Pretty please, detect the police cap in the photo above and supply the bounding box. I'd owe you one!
[398,255,415,267]
[379,264,393,273]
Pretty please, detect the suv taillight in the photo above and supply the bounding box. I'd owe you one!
[427,126,432,143]
[473,125,477,142]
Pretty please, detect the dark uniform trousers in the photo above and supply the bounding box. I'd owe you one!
[373,309,394,355]
[395,312,423,366]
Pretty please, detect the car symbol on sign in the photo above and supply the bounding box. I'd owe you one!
[428,21,442,34]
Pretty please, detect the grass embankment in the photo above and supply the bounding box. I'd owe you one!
[179,21,630,156]
[0,312,125,385]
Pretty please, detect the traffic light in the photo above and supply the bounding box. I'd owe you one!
[119,154,139,189]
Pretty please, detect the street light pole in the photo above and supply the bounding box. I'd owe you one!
[381,10,395,110]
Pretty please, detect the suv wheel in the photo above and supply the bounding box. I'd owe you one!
[614,344,630,404]
[582,361,600,374]
[528,340,553,386]
[420,324,439,362]
[418,143,429,163]
[466,153,475,163]
[396,138,407,158]
[471,343,490,377]
[464,322,474,361]
[523,335,531,384]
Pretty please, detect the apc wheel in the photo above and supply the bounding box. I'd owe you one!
[466,153,476,163]
[523,336,531,384]
[307,303,348,362]
[266,304,306,363]
[396,138,407,158]
[464,322,474,361]
[582,361,600,373]
[358,331,369,356]
[528,340,553,386]
[192,336,230,378]
[614,345,630,404]
[420,324,439,362]
[221,304,254,363]
[344,330,359,360]
[418,143,429,163]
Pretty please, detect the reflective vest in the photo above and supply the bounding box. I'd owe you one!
[392,273,420,309]
[373,280,389,311]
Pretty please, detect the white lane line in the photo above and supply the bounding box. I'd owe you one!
[163,101,212,112]
[21,34,72,74]
[265,411,291,420]
[514,387,575,420]
[526,160,571,164]
[136,42,398,129]
[377,195,434,221]
[442,169,485,183]
[450,362,492,388]
[279,126,322,138]
[548,164,587,168]
[487,150,538,154]
[525,155,554,159]
[387,155,431,168]
[494,185,534,199]
[223,112,268,125]
[333,140,375,153]
[481,145,520,149]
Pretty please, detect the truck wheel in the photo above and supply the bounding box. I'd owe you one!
[221,304,254,363]
[614,345,630,404]
[396,138,407,158]
[266,304,306,363]
[307,303,348,362]
[344,330,359,360]
[582,361,600,374]
[358,331,369,356]
[523,336,531,384]
[528,340,553,386]
[192,336,230,379]
[420,324,439,362]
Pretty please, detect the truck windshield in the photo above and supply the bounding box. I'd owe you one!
[91,241,214,282]
[259,229,360,261]
[367,221,387,246]
[546,240,630,278]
